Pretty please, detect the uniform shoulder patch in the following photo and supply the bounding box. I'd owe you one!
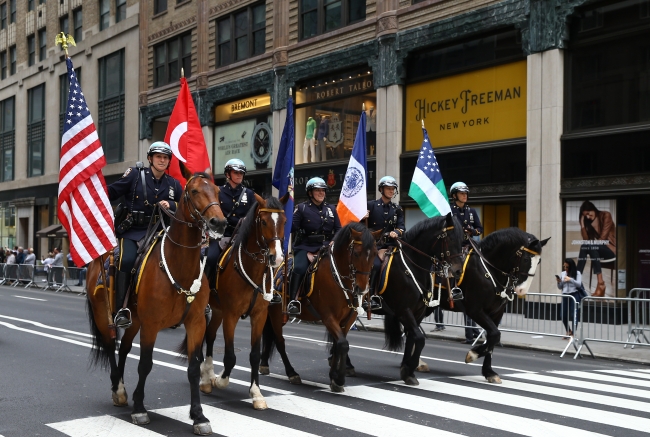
[121,167,132,178]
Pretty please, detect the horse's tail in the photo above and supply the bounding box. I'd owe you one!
[383,312,404,352]
[262,314,277,362]
[86,296,118,369]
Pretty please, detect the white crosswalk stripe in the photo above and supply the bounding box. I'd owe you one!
[45,369,650,437]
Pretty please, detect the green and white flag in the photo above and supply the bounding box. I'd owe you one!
[409,127,451,217]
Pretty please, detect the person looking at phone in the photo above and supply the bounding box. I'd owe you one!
[556,258,582,338]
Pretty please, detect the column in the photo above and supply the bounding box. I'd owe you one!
[375,84,402,202]
[526,49,564,294]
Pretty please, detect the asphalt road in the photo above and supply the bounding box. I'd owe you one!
[1,286,649,437]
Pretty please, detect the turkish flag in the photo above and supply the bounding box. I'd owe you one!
[164,77,212,185]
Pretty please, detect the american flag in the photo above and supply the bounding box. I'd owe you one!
[57,57,117,266]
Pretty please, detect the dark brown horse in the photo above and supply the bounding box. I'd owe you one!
[86,163,226,435]
[199,194,287,410]
[260,222,380,392]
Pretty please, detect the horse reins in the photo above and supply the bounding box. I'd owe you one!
[329,239,372,311]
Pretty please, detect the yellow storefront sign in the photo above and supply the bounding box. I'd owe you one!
[405,61,527,150]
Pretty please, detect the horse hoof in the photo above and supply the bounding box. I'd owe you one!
[416,359,430,373]
[213,370,230,389]
[199,382,213,394]
[252,399,268,410]
[405,376,419,386]
[288,375,302,385]
[259,365,270,375]
[330,381,345,393]
[487,375,502,384]
[112,381,128,406]
[131,412,150,425]
[465,350,479,364]
[193,422,212,435]
[345,367,356,377]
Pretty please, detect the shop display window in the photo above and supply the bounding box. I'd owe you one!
[295,69,376,165]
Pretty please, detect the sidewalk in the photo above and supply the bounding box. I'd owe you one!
[355,317,650,365]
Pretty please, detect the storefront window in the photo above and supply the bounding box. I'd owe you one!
[213,94,273,174]
[295,69,375,165]
[0,202,15,249]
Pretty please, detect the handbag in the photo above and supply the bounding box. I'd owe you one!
[576,282,588,300]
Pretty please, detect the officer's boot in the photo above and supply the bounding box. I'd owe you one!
[286,274,304,315]
[362,269,382,312]
[113,270,132,328]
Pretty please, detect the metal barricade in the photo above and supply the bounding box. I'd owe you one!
[65,267,87,295]
[45,266,72,293]
[575,294,650,359]
[0,263,5,285]
[16,264,38,288]
[4,264,19,287]
[33,265,49,285]
[626,288,650,349]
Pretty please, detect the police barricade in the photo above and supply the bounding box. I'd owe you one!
[420,293,580,358]
[0,263,6,285]
[574,294,650,359]
[33,265,49,285]
[45,266,72,293]
[4,264,20,287]
[625,288,650,349]
[65,267,87,295]
[17,264,39,288]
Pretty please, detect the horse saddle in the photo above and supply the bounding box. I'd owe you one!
[272,248,327,299]
[132,230,166,295]
[214,245,234,292]
[376,247,398,295]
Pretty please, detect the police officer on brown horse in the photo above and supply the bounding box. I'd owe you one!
[108,142,183,328]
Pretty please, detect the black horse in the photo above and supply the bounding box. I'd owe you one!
[260,213,465,386]
[384,227,548,384]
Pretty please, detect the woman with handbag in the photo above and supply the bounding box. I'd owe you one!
[556,258,584,339]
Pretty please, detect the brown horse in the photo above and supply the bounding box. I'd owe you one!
[260,222,380,392]
[86,163,227,435]
[199,194,287,410]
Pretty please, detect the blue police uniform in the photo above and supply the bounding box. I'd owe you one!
[292,200,341,277]
[205,182,256,289]
[108,166,182,273]
[450,202,483,245]
[367,198,406,275]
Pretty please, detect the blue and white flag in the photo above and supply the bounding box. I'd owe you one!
[337,111,367,225]
[409,128,451,217]
[272,96,295,254]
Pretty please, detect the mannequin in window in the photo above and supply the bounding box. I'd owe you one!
[317,114,329,161]
[366,105,376,155]
[303,116,317,163]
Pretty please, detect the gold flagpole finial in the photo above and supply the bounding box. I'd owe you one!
[55,32,76,57]
[362,103,366,111]
[421,119,425,128]
[181,68,185,78]
[289,87,292,97]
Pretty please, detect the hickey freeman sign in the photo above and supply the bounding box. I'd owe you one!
[405,61,527,150]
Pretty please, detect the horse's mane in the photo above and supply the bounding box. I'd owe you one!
[403,215,463,245]
[478,227,528,256]
[232,196,284,248]
[332,222,375,252]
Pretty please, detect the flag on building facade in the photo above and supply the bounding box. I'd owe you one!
[272,96,294,254]
[337,111,367,225]
[409,127,451,217]
[165,77,211,185]
[57,57,117,266]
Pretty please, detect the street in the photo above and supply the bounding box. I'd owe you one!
[1,286,649,437]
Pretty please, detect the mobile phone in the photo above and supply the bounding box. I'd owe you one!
[555,275,560,280]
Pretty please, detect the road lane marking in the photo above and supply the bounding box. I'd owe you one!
[48,415,165,436]
[594,369,650,380]
[12,295,47,301]
[550,370,650,388]
[153,405,317,437]
[336,385,610,437]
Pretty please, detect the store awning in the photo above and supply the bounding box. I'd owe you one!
[55,227,68,238]
[35,224,63,238]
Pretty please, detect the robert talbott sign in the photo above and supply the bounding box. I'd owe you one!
[405,61,527,149]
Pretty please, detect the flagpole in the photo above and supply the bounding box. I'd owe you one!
[282,86,292,323]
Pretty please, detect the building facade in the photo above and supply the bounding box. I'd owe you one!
[0,0,139,257]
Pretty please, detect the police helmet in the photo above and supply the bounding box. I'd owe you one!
[147,141,173,158]
[450,182,470,196]
[306,177,327,192]
[378,176,398,193]
[224,159,247,177]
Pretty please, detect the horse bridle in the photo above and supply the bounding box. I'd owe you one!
[396,225,463,275]
[242,207,285,266]
[329,239,373,308]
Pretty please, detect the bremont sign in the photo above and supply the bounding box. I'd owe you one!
[405,61,527,149]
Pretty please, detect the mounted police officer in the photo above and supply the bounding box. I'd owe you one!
[449,181,482,342]
[287,177,342,315]
[362,176,405,312]
[108,141,183,328]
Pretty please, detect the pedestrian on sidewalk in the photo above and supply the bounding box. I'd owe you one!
[557,258,583,339]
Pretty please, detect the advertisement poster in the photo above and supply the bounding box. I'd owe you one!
[214,117,272,171]
[565,200,617,297]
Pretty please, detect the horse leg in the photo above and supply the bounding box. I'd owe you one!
[131,329,157,425]
[248,310,267,410]
[400,312,424,386]
[261,306,301,384]
[324,319,348,392]
[214,314,237,390]
[200,303,222,393]
[463,310,502,384]
[113,318,141,407]
[186,316,212,435]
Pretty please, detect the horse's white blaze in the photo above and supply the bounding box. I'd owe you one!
[514,254,540,296]
[271,212,284,267]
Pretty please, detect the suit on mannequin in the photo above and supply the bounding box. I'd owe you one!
[316,115,329,162]
[303,116,317,163]
[366,106,376,155]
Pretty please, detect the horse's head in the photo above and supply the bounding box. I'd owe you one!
[252,193,287,268]
[513,236,550,296]
[179,162,227,237]
[333,223,378,295]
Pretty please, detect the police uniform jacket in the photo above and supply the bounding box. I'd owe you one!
[450,202,483,242]
[367,198,405,248]
[292,201,342,252]
[108,166,182,241]
[220,183,256,238]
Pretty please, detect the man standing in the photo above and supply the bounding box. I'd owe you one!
[16,247,24,264]
[449,182,483,344]
[24,248,36,265]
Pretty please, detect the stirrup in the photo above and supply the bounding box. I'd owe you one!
[287,300,301,315]
[269,293,282,305]
[451,287,464,301]
[114,308,132,328]
[370,295,383,309]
